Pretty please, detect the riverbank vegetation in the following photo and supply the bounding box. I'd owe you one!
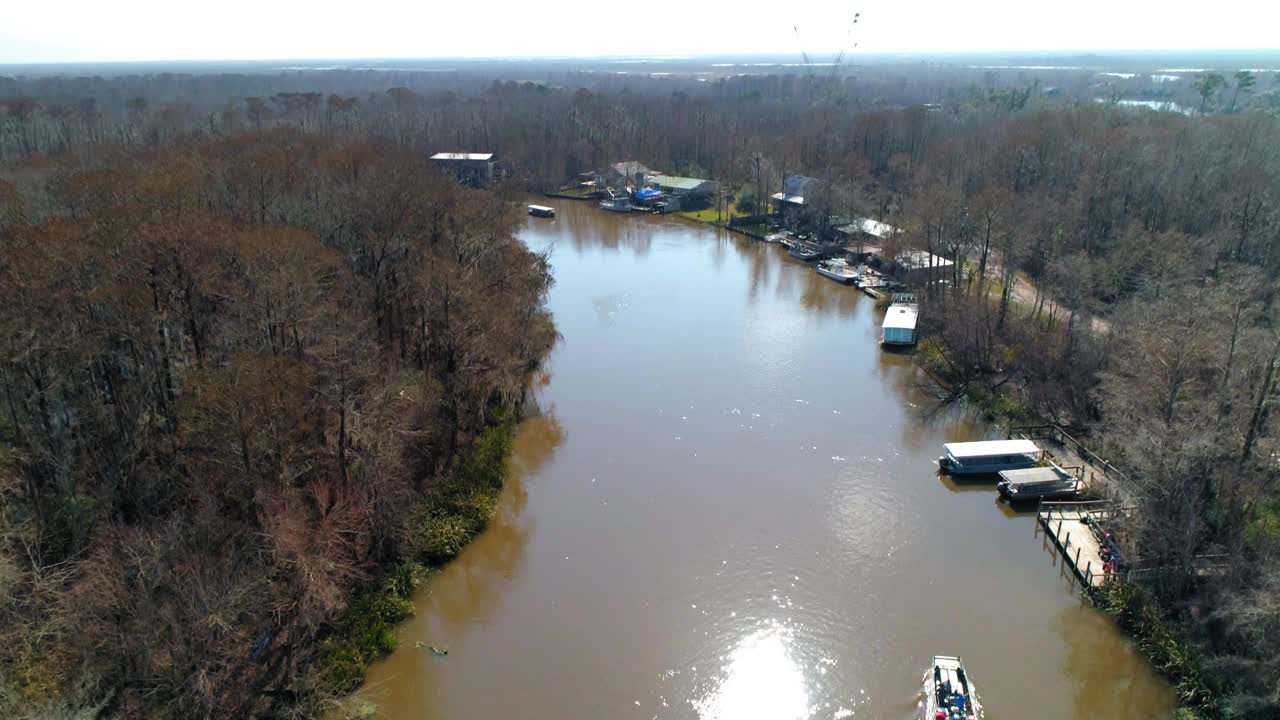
[0,130,555,718]
[2,62,1279,717]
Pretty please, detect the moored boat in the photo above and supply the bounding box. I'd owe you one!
[816,258,859,284]
[881,293,919,346]
[599,195,631,213]
[996,464,1083,501]
[922,655,983,720]
[938,439,1042,475]
[527,204,556,218]
[788,242,823,261]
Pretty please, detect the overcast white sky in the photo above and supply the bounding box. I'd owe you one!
[2,0,1278,64]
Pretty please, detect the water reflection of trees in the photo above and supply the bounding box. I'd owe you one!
[552,201,657,256]
[430,412,564,627]
[1056,604,1176,719]
[726,236,862,320]
[359,412,565,719]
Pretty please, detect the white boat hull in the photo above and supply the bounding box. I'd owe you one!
[817,266,858,284]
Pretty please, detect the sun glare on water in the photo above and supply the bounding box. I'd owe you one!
[695,625,810,720]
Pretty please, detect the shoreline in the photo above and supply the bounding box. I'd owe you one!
[314,399,541,716]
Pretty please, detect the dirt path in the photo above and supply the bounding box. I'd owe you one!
[988,260,1111,335]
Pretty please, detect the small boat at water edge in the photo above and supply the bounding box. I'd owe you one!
[922,655,983,720]
[816,258,858,284]
[788,243,824,262]
[764,232,787,244]
[527,204,555,218]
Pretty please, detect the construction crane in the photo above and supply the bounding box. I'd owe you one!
[827,12,861,82]
[794,10,862,102]
[793,25,815,79]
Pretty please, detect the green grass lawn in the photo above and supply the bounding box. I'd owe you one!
[678,203,757,224]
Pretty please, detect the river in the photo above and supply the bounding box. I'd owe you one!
[358,199,1174,719]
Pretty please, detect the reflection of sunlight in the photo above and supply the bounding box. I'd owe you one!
[696,626,810,720]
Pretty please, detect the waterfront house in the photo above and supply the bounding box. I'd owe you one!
[606,160,653,188]
[431,152,496,186]
[649,175,713,195]
[894,249,953,285]
[835,217,901,253]
[770,175,820,216]
[650,175,717,205]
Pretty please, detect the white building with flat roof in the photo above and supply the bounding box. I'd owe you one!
[430,152,497,185]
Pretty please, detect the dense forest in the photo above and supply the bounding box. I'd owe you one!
[0,129,555,716]
[2,63,1280,717]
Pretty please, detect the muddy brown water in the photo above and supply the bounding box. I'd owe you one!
[359,200,1174,719]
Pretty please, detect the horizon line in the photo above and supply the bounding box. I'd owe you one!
[3,47,1280,69]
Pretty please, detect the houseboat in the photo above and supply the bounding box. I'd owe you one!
[527,204,556,218]
[938,439,1042,476]
[599,193,631,213]
[997,464,1083,502]
[881,294,918,346]
[922,655,983,720]
[816,258,859,284]
[788,242,824,262]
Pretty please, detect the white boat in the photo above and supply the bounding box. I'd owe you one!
[527,204,555,218]
[881,294,918,346]
[599,195,631,213]
[764,232,787,244]
[816,258,859,284]
[997,464,1083,501]
[938,439,1042,475]
[922,655,983,720]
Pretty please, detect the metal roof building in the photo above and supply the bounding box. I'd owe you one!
[837,217,900,240]
[430,152,497,186]
[430,152,495,161]
[651,175,716,196]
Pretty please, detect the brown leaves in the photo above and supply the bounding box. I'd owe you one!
[1,130,556,717]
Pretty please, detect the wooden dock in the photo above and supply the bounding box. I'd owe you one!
[1009,423,1125,493]
[1036,500,1121,589]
